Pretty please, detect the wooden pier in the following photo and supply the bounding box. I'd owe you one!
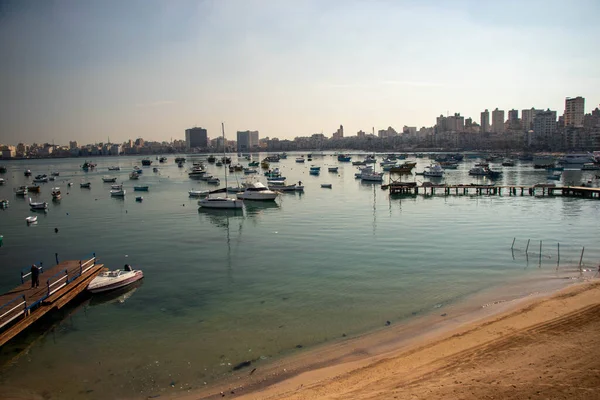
[386,183,600,199]
[0,254,104,347]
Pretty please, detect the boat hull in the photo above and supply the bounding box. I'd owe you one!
[88,270,144,293]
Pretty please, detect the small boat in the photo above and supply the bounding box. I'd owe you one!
[80,182,91,188]
[33,174,49,183]
[129,171,140,180]
[111,184,123,190]
[0,199,9,208]
[501,160,515,167]
[337,154,352,162]
[87,266,144,293]
[51,187,61,200]
[27,185,41,192]
[248,161,259,167]
[189,189,209,198]
[0,178,5,185]
[51,171,60,176]
[15,186,27,196]
[328,167,339,172]
[268,183,297,192]
[547,172,562,180]
[24,170,32,177]
[26,216,38,224]
[207,178,220,185]
[135,196,143,202]
[309,169,320,175]
[102,176,117,183]
[310,166,321,171]
[29,197,48,210]
[141,158,153,166]
[295,157,305,163]
[321,183,332,188]
[110,188,126,196]
[133,186,149,191]
[422,164,444,178]
[82,161,96,170]
[207,155,216,163]
[175,157,186,163]
[581,163,600,171]
[0,166,6,173]
[236,181,278,201]
[68,182,73,187]
[159,157,167,163]
[153,167,159,173]
[108,166,121,171]
[177,161,184,168]
[244,168,258,175]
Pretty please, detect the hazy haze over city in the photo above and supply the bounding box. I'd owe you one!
[1,0,599,145]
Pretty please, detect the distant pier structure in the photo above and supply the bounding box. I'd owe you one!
[386,183,600,199]
[0,253,104,347]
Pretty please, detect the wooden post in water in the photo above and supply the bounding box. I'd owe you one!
[557,242,560,269]
[539,240,542,266]
[525,239,531,254]
[579,247,585,271]
[511,237,516,250]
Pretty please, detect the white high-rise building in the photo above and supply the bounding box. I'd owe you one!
[492,108,505,133]
[480,109,490,133]
[564,96,585,128]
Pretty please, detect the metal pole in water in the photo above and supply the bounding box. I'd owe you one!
[557,243,560,268]
[511,238,516,250]
[539,240,542,266]
[579,247,585,270]
[525,239,530,254]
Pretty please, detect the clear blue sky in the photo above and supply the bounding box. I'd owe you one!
[1,0,599,145]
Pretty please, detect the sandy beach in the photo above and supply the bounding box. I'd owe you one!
[176,278,600,400]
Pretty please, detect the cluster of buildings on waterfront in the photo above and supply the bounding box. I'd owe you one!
[2,96,599,159]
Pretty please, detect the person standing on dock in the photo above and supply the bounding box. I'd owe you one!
[30,264,40,288]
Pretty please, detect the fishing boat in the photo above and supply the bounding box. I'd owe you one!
[423,164,444,178]
[108,166,121,171]
[248,161,259,167]
[153,167,159,173]
[129,171,139,180]
[33,174,49,183]
[207,155,216,163]
[207,177,220,184]
[26,216,38,224]
[102,176,117,183]
[80,182,91,188]
[244,168,258,175]
[135,196,143,202]
[0,199,9,208]
[26,185,41,193]
[24,170,32,176]
[51,172,60,176]
[188,168,206,178]
[198,123,244,209]
[328,167,339,172]
[141,159,152,166]
[87,266,144,293]
[581,163,600,171]
[0,178,5,185]
[337,154,352,162]
[389,162,416,174]
[133,186,149,191]
[267,183,297,192]
[295,157,305,163]
[111,184,123,190]
[175,157,186,163]
[51,187,61,200]
[547,171,562,180]
[309,169,320,176]
[321,183,332,188]
[110,188,126,196]
[82,161,96,171]
[29,198,48,210]
[15,186,27,195]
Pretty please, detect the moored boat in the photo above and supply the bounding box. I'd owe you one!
[102,176,117,183]
[110,188,126,196]
[29,197,48,210]
[236,181,278,201]
[51,187,61,200]
[26,216,38,224]
[87,266,144,293]
[80,182,91,188]
[133,186,149,191]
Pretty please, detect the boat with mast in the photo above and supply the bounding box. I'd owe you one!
[198,123,244,209]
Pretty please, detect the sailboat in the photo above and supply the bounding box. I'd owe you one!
[198,123,244,209]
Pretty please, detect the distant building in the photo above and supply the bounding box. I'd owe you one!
[521,108,543,131]
[185,127,208,149]
[508,109,519,121]
[69,141,78,150]
[436,115,447,134]
[446,113,464,132]
[492,108,505,133]
[356,130,366,138]
[378,126,398,138]
[135,138,144,147]
[332,125,344,139]
[564,96,585,128]
[533,109,557,146]
[236,130,259,152]
[403,126,417,135]
[1,145,16,158]
[480,109,490,133]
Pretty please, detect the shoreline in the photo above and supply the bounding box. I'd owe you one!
[165,266,599,400]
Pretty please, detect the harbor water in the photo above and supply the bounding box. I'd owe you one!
[0,154,599,399]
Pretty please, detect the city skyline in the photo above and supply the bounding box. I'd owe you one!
[1,0,599,144]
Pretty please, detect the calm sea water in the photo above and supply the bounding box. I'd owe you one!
[0,154,599,399]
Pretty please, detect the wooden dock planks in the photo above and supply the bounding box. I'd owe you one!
[0,258,104,347]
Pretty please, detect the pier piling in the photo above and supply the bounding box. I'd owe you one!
[511,238,516,250]
[525,239,531,254]
[579,247,585,271]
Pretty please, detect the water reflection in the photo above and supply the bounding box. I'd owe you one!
[197,207,244,228]
[89,279,143,307]
[244,201,280,218]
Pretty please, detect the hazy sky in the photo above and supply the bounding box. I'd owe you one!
[1,0,599,145]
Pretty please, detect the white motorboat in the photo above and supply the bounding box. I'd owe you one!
[0,178,5,185]
[189,189,209,198]
[26,216,37,224]
[581,163,600,171]
[51,187,61,200]
[360,171,384,182]
[111,184,123,190]
[268,183,297,191]
[102,176,117,183]
[423,164,444,177]
[15,186,27,195]
[87,267,144,293]
[33,174,49,183]
[29,197,48,210]
[110,188,126,196]
[236,181,278,201]
[558,153,595,165]
[198,123,244,210]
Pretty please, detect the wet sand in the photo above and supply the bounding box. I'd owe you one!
[174,276,600,400]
